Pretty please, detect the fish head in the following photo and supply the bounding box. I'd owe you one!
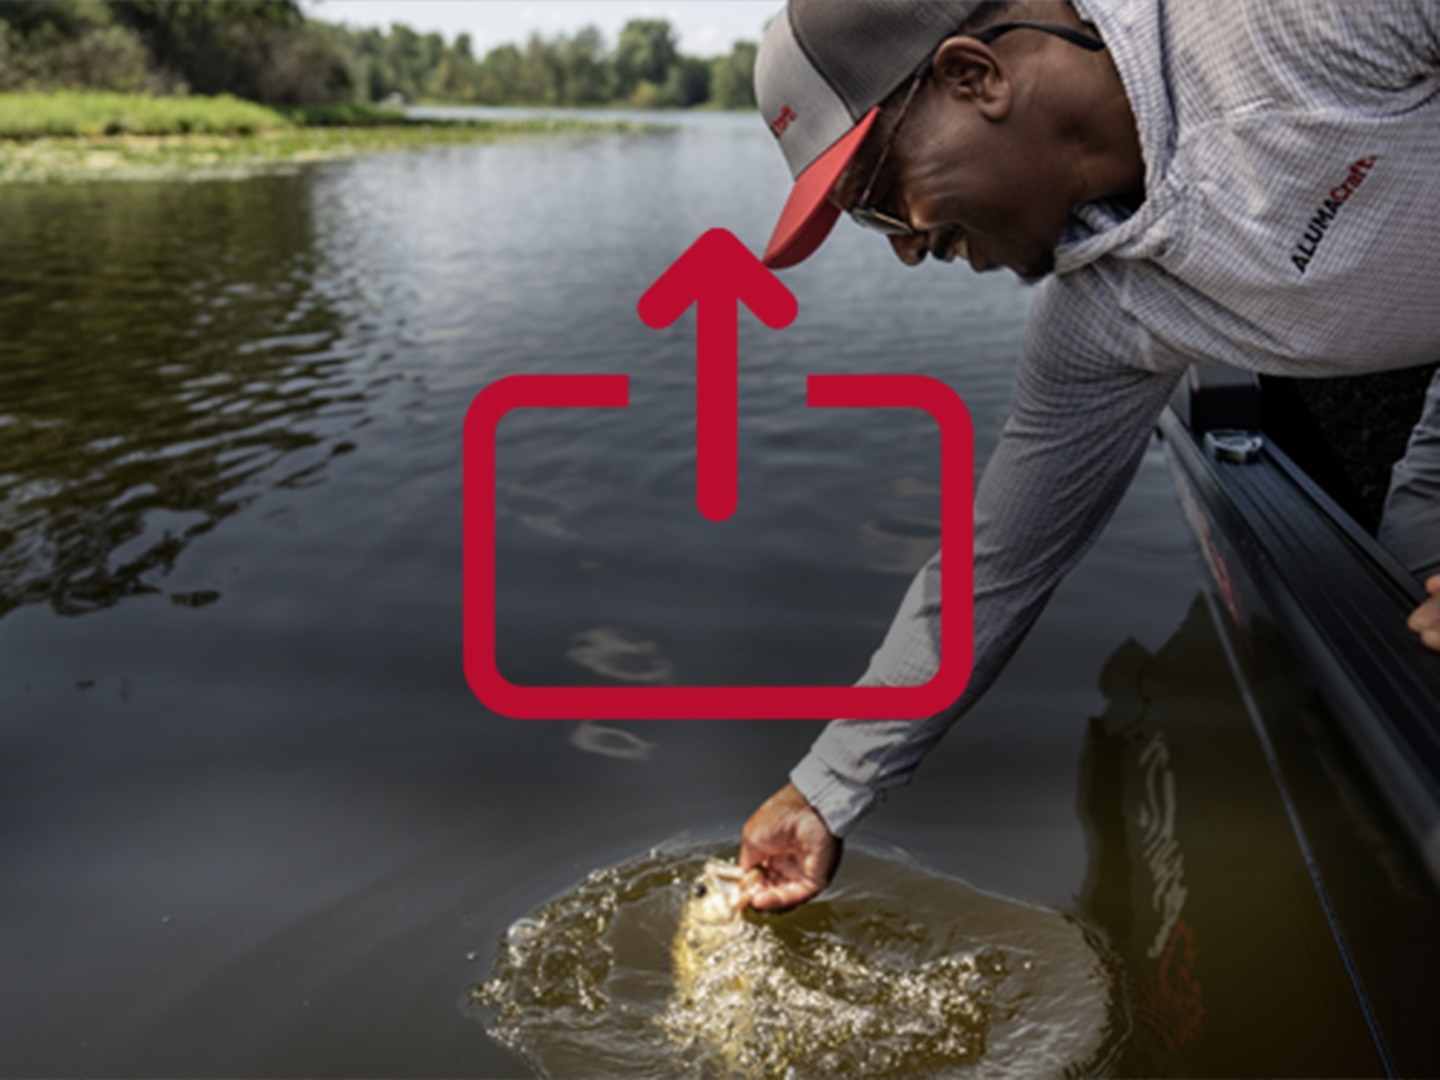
[677,859,753,955]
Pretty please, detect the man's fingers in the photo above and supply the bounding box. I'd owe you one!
[739,782,838,910]
[1409,593,1440,653]
[738,867,766,906]
[748,878,820,912]
[1421,611,1440,651]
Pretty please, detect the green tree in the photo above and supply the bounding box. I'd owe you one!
[659,54,710,108]
[301,14,727,110]
[348,26,390,101]
[425,34,478,101]
[107,1,293,95]
[476,42,522,104]
[385,22,424,99]
[517,32,561,103]
[257,24,356,105]
[614,18,677,101]
[420,30,444,83]
[0,1,163,93]
[710,41,757,109]
[561,26,611,105]
[0,0,110,39]
[100,1,353,103]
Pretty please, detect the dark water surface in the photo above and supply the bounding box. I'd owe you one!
[0,111,1430,1076]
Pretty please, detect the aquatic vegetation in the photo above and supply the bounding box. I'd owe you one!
[0,92,659,184]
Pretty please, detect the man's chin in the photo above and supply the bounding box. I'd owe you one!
[1017,249,1057,285]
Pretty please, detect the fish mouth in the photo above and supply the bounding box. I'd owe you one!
[704,859,746,884]
[707,861,765,905]
[690,860,753,922]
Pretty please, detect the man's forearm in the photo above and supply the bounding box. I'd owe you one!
[791,277,1190,835]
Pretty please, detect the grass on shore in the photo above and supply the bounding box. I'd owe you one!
[0,92,657,183]
[0,92,296,138]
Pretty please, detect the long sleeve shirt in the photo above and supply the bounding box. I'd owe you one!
[794,0,1440,836]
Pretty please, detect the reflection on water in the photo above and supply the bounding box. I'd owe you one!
[0,177,383,618]
[566,626,678,685]
[569,721,658,761]
[1076,596,1388,1077]
[474,845,1119,1079]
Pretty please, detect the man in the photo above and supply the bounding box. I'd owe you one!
[739,0,1440,911]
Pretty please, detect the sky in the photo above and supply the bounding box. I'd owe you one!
[301,1,778,58]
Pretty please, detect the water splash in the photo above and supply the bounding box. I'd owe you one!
[471,844,1124,1078]
[661,912,1000,1077]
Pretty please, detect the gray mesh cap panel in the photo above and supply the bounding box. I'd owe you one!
[790,0,984,117]
[755,0,985,179]
[755,9,862,179]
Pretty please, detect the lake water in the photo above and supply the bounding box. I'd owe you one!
[0,109,1434,1076]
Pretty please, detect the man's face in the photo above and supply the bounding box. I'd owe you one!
[837,81,1070,283]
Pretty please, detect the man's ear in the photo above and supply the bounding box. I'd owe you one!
[931,36,1012,121]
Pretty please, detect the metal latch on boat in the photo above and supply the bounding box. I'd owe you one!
[1204,429,1265,464]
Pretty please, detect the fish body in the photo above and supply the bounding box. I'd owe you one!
[672,858,751,998]
[668,858,791,1074]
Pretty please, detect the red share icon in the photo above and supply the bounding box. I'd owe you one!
[464,228,974,719]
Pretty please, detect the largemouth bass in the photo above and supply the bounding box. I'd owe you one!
[667,858,782,1075]
[672,858,754,997]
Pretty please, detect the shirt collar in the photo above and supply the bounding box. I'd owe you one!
[1054,0,1180,273]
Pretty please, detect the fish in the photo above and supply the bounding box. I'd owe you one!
[668,858,784,1075]
[671,858,755,999]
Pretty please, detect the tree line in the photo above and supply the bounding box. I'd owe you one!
[0,2,758,110]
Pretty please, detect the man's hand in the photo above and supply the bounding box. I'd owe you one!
[739,781,842,911]
[1408,574,1440,653]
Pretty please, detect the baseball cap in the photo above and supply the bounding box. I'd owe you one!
[755,0,985,269]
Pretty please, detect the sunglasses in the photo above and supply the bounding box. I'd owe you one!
[848,21,1107,237]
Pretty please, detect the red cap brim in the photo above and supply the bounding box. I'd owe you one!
[762,108,881,270]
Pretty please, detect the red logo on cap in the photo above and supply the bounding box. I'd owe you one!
[769,104,798,139]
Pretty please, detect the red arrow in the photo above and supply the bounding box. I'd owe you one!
[638,228,798,522]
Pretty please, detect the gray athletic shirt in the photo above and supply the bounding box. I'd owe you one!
[791,0,1440,836]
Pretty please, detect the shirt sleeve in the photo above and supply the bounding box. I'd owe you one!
[791,269,1191,836]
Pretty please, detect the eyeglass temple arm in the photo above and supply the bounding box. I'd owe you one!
[969,21,1106,52]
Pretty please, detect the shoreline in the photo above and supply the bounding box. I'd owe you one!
[0,93,665,185]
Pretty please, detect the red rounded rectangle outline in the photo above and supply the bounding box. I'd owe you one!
[464,372,973,719]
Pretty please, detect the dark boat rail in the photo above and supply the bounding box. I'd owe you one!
[1161,365,1440,883]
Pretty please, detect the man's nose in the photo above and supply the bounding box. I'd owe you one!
[889,232,930,267]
